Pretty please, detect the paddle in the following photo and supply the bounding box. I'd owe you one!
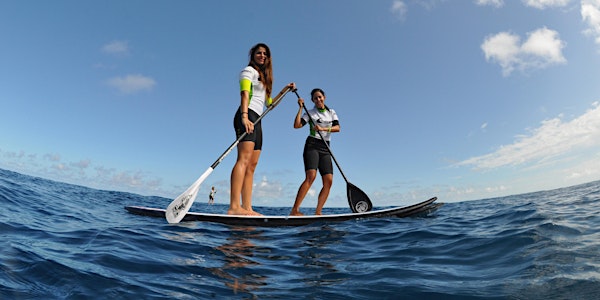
[165,86,293,223]
[293,90,373,213]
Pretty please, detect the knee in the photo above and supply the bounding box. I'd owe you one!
[305,172,317,184]
[244,157,259,173]
[244,165,258,177]
[236,155,252,168]
[246,161,258,172]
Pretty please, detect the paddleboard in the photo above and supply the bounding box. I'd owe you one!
[125,197,440,227]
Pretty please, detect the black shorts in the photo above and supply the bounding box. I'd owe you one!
[303,136,333,176]
[233,108,262,150]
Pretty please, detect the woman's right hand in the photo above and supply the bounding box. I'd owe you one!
[243,116,254,133]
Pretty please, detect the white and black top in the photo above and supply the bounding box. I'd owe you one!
[300,106,339,142]
[239,66,267,115]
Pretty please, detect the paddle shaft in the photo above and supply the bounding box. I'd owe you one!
[166,86,292,223]
[293,90,349,183]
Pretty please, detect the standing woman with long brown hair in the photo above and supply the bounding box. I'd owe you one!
[228,43,295,215]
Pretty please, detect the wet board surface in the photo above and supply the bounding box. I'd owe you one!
[126,197,440,227]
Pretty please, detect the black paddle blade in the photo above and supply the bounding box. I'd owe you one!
[347,182,373,213]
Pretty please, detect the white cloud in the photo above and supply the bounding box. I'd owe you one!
[523,0,572,9]
[107,74,156,94]
[3,150,25,159]
[456,102,600,170]
[414,0,445,10]
[52,163,67,171]
[253,175,284,199]
[44,153,61,162]
[521,27,567,62]
[71,159,90,169]
[0,147,169,197]
[481,32,522,75]
[102,40,129,56]
[476,0,572,9]
[484,185,508,193]
[391,0,408,21]
[582,0,600,47]
[481,27,566,76]
[110,171,144,187]
[563,152,600,179]
[475,0,504,7]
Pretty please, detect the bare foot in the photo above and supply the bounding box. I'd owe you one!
[290,210,304,216]
[228,207,254,215]
[246,210,263,216]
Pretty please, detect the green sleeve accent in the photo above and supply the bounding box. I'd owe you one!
[240,78,251,92]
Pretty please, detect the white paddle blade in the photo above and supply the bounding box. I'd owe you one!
[165,168,214,223]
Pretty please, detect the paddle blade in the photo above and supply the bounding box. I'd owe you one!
[347,182,373,213]
[165,167,213,223]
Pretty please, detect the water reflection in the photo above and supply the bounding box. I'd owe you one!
[296,224,349,287]
[209,226,266,295]
[208,223,352,295]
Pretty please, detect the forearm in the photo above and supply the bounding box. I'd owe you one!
[315,125,339,132]
[293,107,303,128]
[240,91,250,121]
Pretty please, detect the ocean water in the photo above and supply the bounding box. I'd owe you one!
[1,168,599,299]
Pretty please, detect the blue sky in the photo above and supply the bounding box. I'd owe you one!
[2,0,600,208]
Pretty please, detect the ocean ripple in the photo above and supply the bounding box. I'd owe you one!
[1,168,599,299]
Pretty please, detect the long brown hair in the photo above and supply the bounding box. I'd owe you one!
[248,43,273,99]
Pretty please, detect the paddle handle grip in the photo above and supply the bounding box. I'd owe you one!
[269,86,292,108]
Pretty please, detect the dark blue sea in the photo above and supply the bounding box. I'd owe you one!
[1,168,599,299]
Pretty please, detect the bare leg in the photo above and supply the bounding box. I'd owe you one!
[241,149,262,216]
[290,169,317,216]
[315,173,333,215]
[228,142,255,215]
